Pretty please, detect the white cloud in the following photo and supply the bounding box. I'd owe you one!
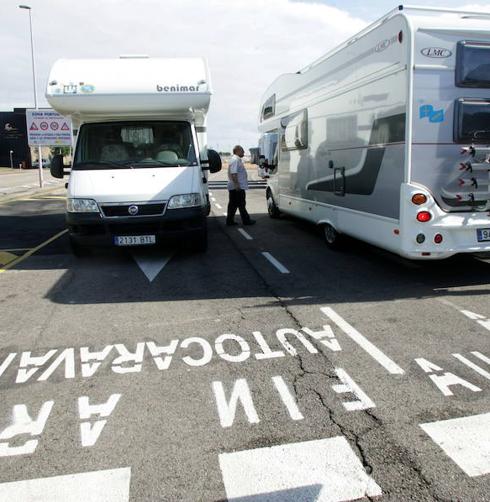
[0,0,366,150]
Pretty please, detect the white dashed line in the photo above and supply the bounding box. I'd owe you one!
[262,252,290,274]
[237,228,253,240]
[215,203,223,209]
[211,197,216,202]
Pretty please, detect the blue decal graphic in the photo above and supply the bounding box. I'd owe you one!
[419,104,444,123]
[80,84,95,94]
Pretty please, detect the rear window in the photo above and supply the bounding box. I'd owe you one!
[456,41,490,88]
[454,98,490,143]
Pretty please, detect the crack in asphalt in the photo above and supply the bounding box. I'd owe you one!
[219,215,449,501]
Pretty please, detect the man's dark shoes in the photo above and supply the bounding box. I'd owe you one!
[243,220,256,226]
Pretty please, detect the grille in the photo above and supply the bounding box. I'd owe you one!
[101,203,166,217]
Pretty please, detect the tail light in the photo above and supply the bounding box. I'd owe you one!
[434,234,443,244]
[416,211,432,222]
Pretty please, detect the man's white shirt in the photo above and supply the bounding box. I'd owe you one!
[227,155,249,190]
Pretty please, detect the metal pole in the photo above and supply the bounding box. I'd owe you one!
[20,5,43,187]
[9,151,14,169]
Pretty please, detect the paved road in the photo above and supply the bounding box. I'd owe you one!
[0,177,488,501]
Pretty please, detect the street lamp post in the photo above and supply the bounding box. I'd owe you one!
[9,150,14,169]
[19,4,43,188]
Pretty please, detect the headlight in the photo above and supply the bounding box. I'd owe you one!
[167,193,202,209]
[67,198,100,213]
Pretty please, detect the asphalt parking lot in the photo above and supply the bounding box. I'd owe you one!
[0,174,489,501]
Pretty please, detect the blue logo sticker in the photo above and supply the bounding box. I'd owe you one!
[80,84,95,94]
[419,104,444,123]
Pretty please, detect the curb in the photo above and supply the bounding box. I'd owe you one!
[0,184,66,205]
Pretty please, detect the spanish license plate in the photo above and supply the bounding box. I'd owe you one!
[114,235,156,246]
[476,228,490,242]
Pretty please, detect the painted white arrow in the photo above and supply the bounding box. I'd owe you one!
[131,250,173,282]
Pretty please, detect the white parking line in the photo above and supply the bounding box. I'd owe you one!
[215,203,223,209]
[321,307,405,375]
[237,228,253,241]
[262,252,290,274]
[211,197,216,202]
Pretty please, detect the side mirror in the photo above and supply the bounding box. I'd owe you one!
[249,147,260,165]
[207,149,222,174]
[50,154,64,179]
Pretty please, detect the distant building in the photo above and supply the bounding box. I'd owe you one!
[0,108,31,168]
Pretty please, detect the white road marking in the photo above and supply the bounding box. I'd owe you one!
[223,212,227,216]
[272,376,304,420]
[438,299,490,333]
[473,351,490,364]
[332,368,376,411]
[262,252,290,274]
[219,436,382,501]
[213,379,259,428]
[420,413,490,477]
[415,357,482,396]
[321,307,405,375]
[131,250,173,282]
[0,467,131,501]
[453,353,490,380]
[237,228,253,240]
[211,197,216,202]
[215,203,223,209]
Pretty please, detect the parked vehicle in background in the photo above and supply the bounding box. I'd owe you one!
[46,56,220,255]
[255,6,490,260]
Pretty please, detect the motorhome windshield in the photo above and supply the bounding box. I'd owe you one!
[73,121,198,170]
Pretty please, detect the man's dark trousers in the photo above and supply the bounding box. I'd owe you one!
[227,189,251,224]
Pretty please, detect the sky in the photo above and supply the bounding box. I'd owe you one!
[1,0,489,151]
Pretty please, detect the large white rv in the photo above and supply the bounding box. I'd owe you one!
[46,56,220,254]
[257,6,490,259]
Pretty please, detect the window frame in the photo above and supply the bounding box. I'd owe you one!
[280,109,308,152]
[456,40,490,88]
[453,97,490,143]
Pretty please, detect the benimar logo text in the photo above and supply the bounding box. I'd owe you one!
[156,84,198,92]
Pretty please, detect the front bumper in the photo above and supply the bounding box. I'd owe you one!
[67,206,207,247]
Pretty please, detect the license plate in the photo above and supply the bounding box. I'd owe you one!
[476,228,490,242]
[114,235,156,246]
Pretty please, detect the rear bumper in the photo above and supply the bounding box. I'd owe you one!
[67,206,206,247]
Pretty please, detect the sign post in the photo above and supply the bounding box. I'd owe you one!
[26,110,72,181]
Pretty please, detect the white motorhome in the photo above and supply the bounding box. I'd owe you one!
[46,56,220,254]
[256,6,490,259]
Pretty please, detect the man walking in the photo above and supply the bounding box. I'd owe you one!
[226,145,256,226]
